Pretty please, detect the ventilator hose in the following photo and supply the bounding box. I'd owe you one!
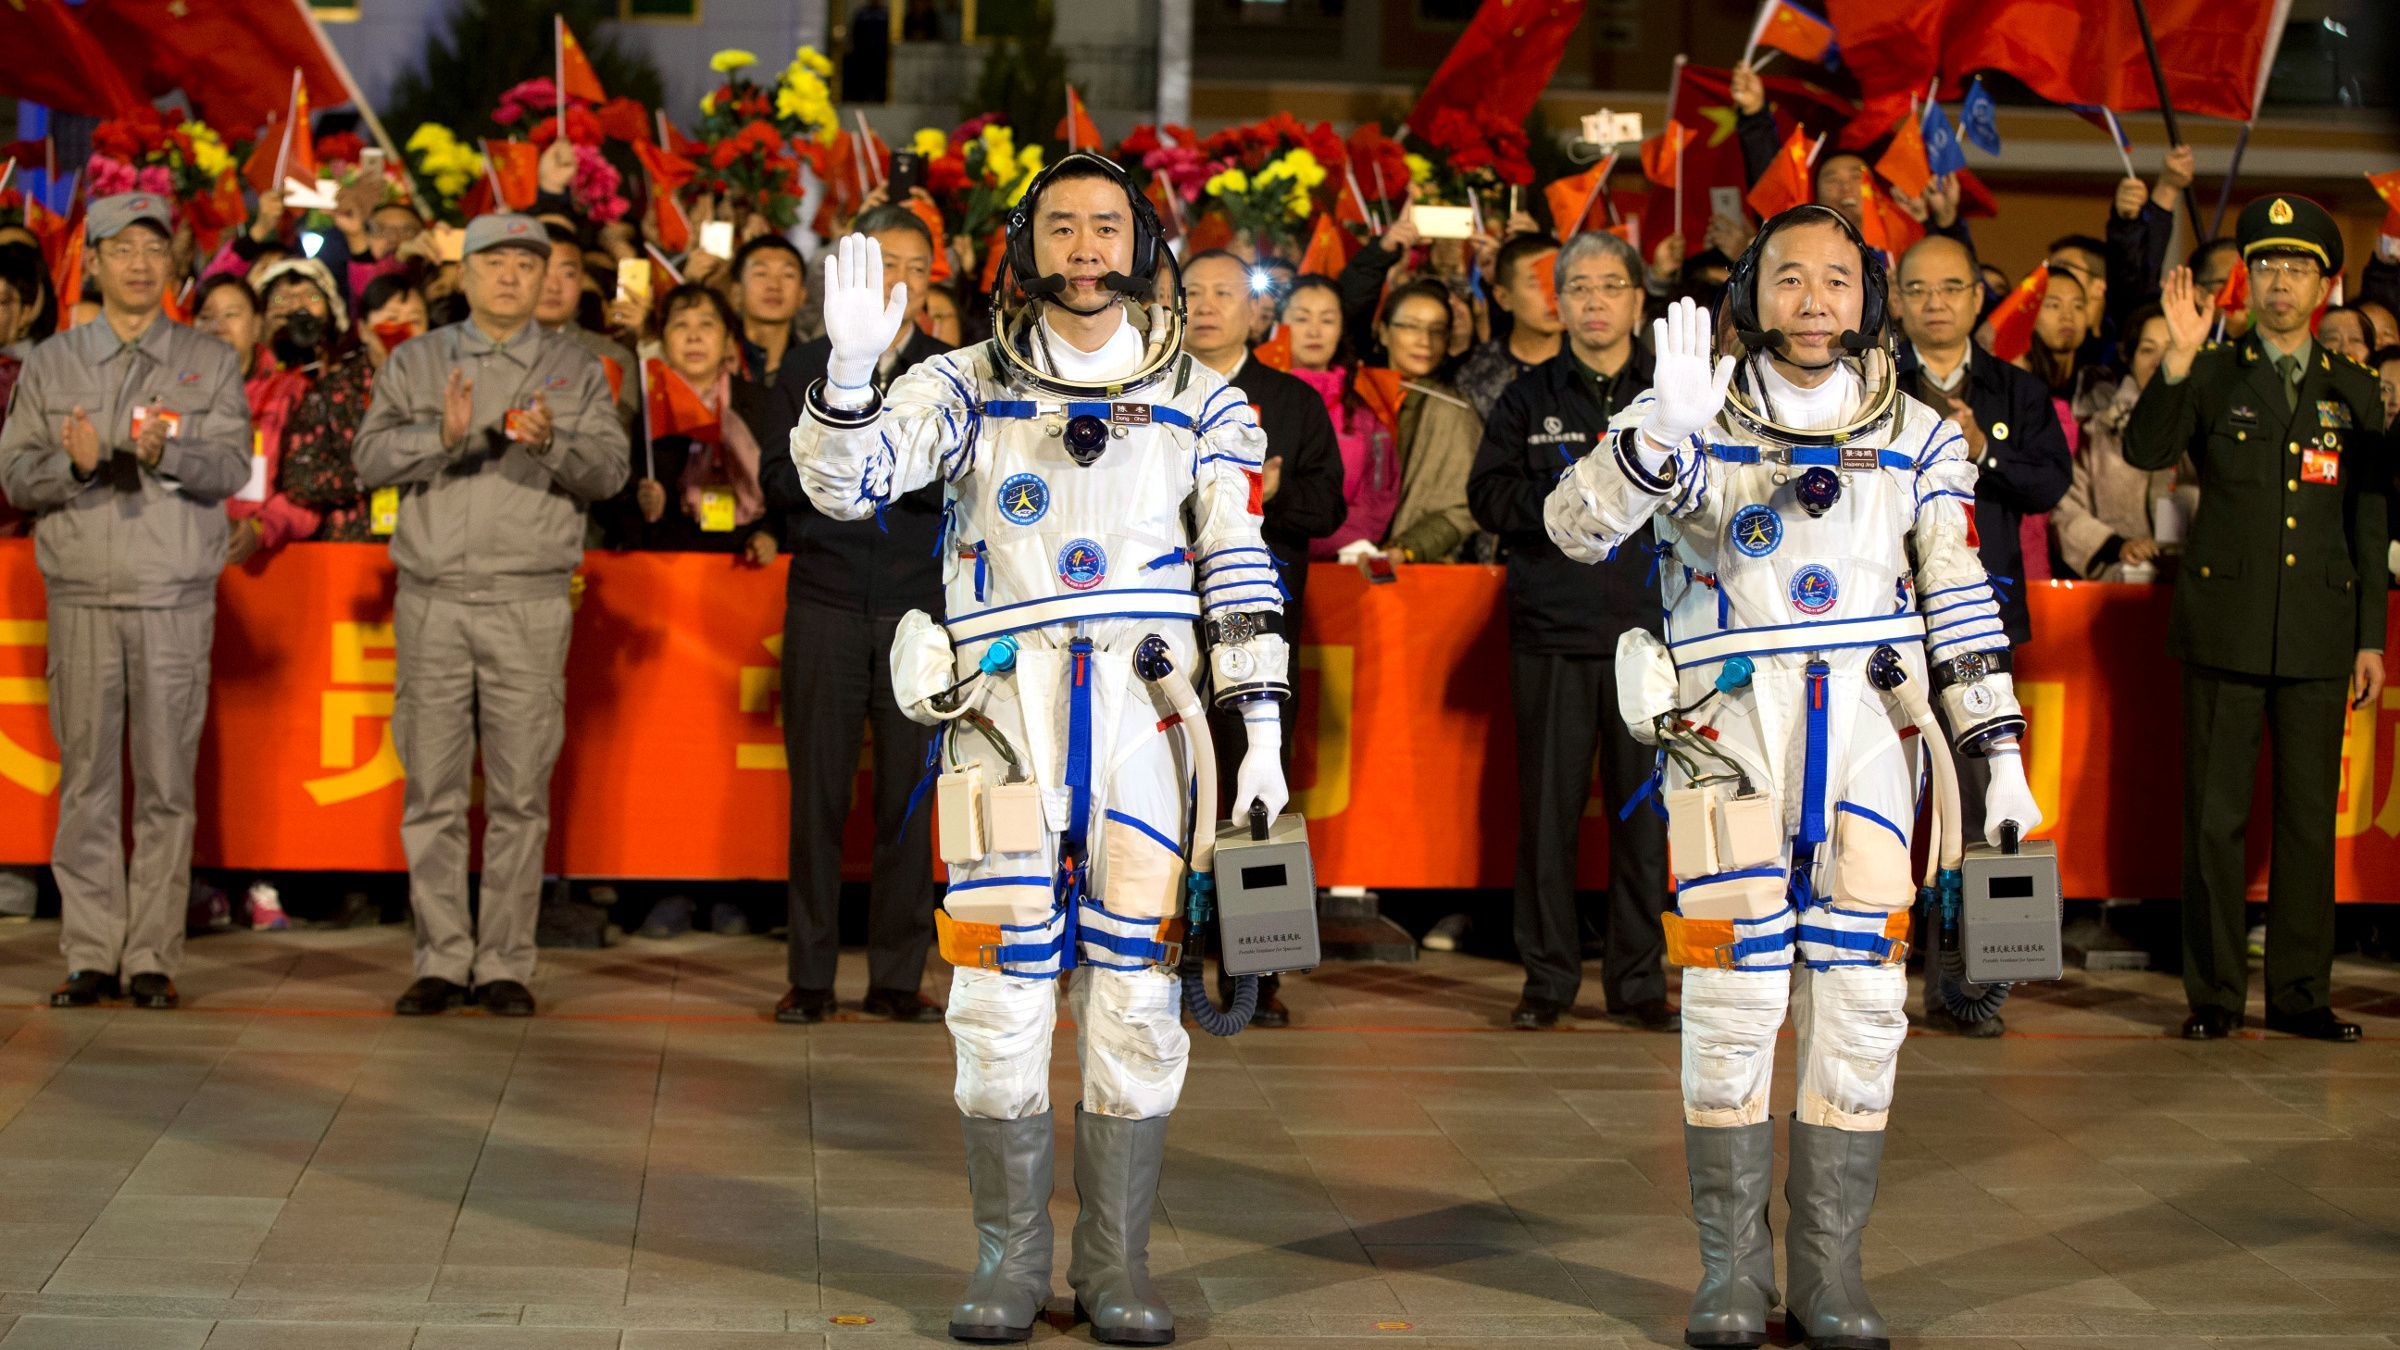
[1184,970,1258,1037]
[1910,709,2007,1023]
[1934,945,2010,1022]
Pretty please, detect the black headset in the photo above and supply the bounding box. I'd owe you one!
[1002,150,1166,304]
[1723,202,1889,351]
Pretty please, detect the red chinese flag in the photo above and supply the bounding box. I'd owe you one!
[980,229,1009,293]
[1874,107,1931,201]
[1056,87,1101,154]
[1297,211,1354,277]
[645,359,720,444]
[2370,169,2400,242]
[1254,326,1294,372]
[1747,128,1815,220]
[1533,251,1559,319]
[162,277,192,326]
[596,97,652,146]
[600,355,625,406]
[1754,0,1835,63]
[1939,0,2287,125]
[1639,121,1696,191]
[484,139,541,211]
[287,80,318,183]
[633,140,698,194]
[1985,266,2049,364]
[1353,366,1406,432]
[1640,64,1853,249]
[77,0,345,136]
[1545,162,1609,243]
[1185,210,1236,256]
[1855,176,1922,262]
[1406,0,1587,135]
[557,19,607,105]
[243,115,286,195]
[0,0,149,119]
[53,230,84,327]
[2214,260,2248,319]
[650,183,691,256]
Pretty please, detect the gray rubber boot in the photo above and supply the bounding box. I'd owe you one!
[1684,1121,1779,1348]
[949,1112,1055,1343]
[1783,1119,1890,1350]
[1067,1105,1174,1345]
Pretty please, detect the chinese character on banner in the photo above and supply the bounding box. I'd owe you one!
[303,622,405,805]
[0,618,59,796]
[737,634,785,771]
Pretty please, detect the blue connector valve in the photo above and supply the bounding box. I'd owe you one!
[978,635,1020,675]
[1184,871,1216,926]
[1714,655,1755,694]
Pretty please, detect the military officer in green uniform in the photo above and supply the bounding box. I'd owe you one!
[2125,194,2386,1043]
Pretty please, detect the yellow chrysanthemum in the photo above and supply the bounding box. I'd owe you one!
[913,128,947,158]
[1205,168,1250,197]
[181,123,233,178]
[775,85,810,123]
[408,123,458,155]
[1405,153,1433,185]
[796,46,832,77]
[710,49,758,73]
[701,91,719,116]
[980,123,1016,169]
[1017,145,1043,176]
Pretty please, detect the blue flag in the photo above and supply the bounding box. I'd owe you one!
[1922,100,1967,178]
[1959,77,2001,157]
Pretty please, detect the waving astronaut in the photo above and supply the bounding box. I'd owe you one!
[790,150,1287,1346]
[1543,204,2041,1350]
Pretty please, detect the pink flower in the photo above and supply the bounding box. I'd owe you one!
[84,155,137,196]
[571,144,628,224]
[135,165,173,196]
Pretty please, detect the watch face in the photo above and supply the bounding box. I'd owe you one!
[1962,683,1998,716]
[1216,646,1257,682]
[1956,652,1989,683]
[1224,613,1256,645]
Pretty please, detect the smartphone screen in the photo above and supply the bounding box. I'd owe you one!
[1362,553,1399,584]
[699,221,735,260]
[616,258,652,307]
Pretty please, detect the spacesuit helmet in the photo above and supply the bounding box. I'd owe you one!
[991,150,1185,397]
[1718,203,1901,446]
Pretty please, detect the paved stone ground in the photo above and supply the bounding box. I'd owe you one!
[0,920,2394,1348]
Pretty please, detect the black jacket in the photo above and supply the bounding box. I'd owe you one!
[1229,352,1348,619]
[756,329,951,616]
[1895,343,2075,644]
[595,376,778,554]
[1467,346,1661,656]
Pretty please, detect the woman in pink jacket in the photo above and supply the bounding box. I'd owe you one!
[193,275,319,567]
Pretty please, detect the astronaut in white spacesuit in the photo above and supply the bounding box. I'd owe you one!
[791,151,1289,1346]
[1543,204,2042,1350]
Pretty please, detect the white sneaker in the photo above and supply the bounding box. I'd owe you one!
[1422,913,1471,952]
[247,883,290,932]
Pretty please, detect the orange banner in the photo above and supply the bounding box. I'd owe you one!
[0,540,2393,900]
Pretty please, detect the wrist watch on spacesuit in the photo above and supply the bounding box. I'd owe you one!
[1207,610,1289,705]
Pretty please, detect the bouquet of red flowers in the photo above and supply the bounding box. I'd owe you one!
[88,108,247,250]
[694,120,801,228]
[488,78,630,224]
[1411,106,1534,213]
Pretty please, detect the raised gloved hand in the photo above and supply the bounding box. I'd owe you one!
[1232,712,1289,824]
[1639,295,1738,456]
[1981,742,2044,847]
[820,233,910,400]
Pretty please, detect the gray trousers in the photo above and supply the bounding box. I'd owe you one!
[47,601,215,978]
[393,591,572,987]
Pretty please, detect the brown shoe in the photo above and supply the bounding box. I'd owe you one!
[861,987,943,1022]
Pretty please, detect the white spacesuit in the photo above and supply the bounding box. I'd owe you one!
[790,153,1288,1347]
[1544,206,2040,1350]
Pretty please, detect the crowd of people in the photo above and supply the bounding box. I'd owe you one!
[0,57,2389,1046]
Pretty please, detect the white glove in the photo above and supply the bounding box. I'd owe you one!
[1981,743,2043,848]
[1231,712,1288,824]
[1334,538,1382,565]
[1637,295,1738,461]
[888,609,956,724]
[820,233,910,405]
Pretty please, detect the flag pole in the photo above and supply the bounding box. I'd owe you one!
[2127,0,2204,234]
[273,70,301,192]
[1738,0,1774,69]
[2100,108,2138,183]
[555,17,568,146]
[1668,54,1687,241]
[286,0,424,213]
[2208,123,2251,241]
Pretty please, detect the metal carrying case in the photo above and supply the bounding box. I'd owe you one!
[1959,837,2064,984]
[1209,810,1319,977]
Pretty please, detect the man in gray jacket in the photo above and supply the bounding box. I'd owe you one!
[0,193,250,1010]
[354,213,629,1018]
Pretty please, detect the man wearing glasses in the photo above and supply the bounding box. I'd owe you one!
[0,194,252,1010]
[2126,195,2388,1044]
[1467,229,1676,1033]
[1889,233,2074,1037]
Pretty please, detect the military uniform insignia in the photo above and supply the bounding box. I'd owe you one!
[2230,404,2259,429]
[2317,400,2353,429]
[2302,448,2341,485]
[2269,198,2294,225]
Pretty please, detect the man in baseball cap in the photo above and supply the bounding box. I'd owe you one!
[353,208,628,1019]
[0,191,252,1011]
